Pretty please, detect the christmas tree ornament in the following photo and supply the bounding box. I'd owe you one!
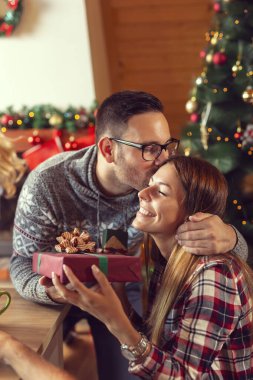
[0,0,23,37]
[27,130,42,145]
[200,102,212,150]
[0,114,14,126]
[206,53,213,63]
[185,98,198,113]
[195,77,203,85]
[212,51,227,65]
[213,2,221,13]
[190,113,200,123]
[241,124,253,148]
[199,50,206,59]
[242,87,253,104]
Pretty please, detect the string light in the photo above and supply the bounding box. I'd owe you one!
[184,148,191,156]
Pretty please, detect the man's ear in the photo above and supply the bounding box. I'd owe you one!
[97,137,114,163]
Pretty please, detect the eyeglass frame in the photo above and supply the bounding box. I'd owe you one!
[109,137,180,161]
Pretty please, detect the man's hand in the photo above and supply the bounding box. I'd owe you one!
[39,276,74,304]
[176,212,237,255]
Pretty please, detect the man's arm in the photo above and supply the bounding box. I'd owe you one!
[11,171,61,304]
[176,212,248,259]
[0,332,75,380]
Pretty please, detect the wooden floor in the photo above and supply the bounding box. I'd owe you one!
[63,319,99,380]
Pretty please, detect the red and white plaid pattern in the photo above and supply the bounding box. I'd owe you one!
[129,255,253,379]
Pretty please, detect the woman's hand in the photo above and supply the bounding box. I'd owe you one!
[52,264,135,340]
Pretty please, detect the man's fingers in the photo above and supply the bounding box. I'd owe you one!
[188,212,212,222]
[182,246,215,255]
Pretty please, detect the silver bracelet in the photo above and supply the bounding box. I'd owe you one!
[121,333,150,362]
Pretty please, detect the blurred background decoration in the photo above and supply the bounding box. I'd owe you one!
[180,0,253,253]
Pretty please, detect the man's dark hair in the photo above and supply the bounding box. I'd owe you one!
[95,90,164,141]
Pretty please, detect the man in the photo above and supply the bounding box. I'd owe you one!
[11,91,247,380]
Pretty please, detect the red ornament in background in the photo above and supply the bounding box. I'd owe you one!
[8,0,19,10]
[199,50,206,59]
[190,113,200,123]
[234,132,242,140]
[213,52,227,65]
[64,140,79,151]
[23,136,64,171]
[213,2,221,13]
[27,135,43,145]
[0,23,14,36]
[1,114,14,125]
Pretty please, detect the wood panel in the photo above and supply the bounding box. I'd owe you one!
[99,0,213,138]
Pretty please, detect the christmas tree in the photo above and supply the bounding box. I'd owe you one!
[180,0,253,256]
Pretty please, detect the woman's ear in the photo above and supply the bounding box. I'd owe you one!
[97,137,114,163]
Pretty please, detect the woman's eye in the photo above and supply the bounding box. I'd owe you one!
[158,190,166,196]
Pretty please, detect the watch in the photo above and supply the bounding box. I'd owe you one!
[120,333,150,362]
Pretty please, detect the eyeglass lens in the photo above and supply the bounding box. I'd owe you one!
[143,141,178,160]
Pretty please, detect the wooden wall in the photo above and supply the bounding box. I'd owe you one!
[87,0,213,138]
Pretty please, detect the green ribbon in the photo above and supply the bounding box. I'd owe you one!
[91,254,108,276]
[37,253,108,276]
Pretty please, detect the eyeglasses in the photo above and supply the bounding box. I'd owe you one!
[110,137,180,161]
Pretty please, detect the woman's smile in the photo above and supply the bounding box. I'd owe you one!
[138,206,155,217]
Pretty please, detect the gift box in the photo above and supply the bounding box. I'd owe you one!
[33,252,142,284]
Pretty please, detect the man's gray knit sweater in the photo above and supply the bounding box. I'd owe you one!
[11,145,143,305]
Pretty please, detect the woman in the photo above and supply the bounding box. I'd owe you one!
[0,132,27,231]
[53,156,253,378]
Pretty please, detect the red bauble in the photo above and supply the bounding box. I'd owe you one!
[28,135,42,145]
[213,52,227,65]
[0,23,14,36]
[234,132,242,140]
[1,114,13,125]
[190,113,200,123]
[64,142,72,151]
[213,2,221,13]
[8,0,19,10]
[71,141,79,150]
[199,50,206,59]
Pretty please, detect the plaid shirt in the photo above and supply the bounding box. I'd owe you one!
[129,254,253,379]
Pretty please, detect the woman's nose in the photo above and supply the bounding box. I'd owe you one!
[138,187,151,201]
